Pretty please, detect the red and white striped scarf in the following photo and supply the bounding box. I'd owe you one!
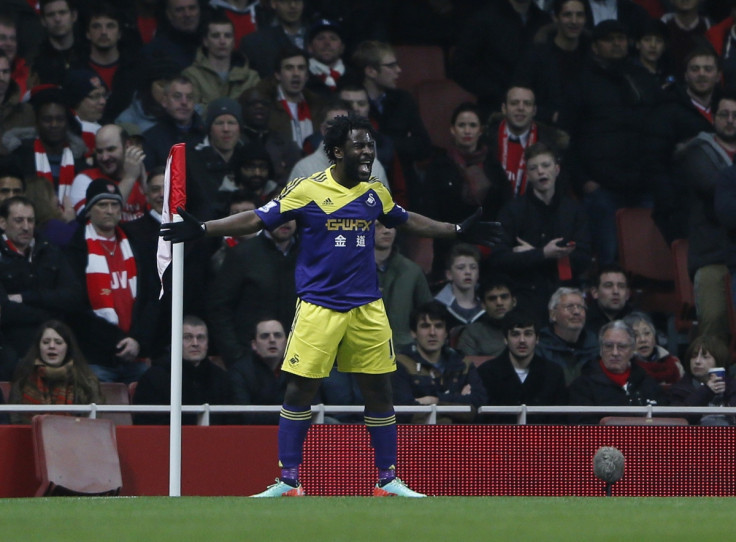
[34,138,76,203]
[498,120,538,196]
[278,87,313,146]
[309,58,345,90]
[84,223,137,326]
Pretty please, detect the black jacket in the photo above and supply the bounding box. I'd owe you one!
[207,233,298,365]
[568,359,665,424]
[715,163,736,269]
[133,357,233,425]
[561,55,661,194]
[489,189,591,321]
[477,349,568,424]
[450,0,551,109]
[229,352,287,425]
[0,237,83,358]
[142,113,207,171]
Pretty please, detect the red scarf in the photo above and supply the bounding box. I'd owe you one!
[22,361,75,406]
[448,145,491,206]
[498,120,538,196]
[34,138,76,204]
[280,98,311,121]
[309,58,345,90]
[599,359,631,388]
[3,234,33,260]
[691,99,712,123]
[279,94,313,145]
[84,223,137,332]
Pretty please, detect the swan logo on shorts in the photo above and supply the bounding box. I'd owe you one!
[287,353,300,366]
[365,193,376,207]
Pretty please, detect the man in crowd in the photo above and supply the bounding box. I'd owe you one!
[393,301,487,424]
[673,90,736,342]
[0,162,24,203]
[7,86,87,203]
[65,179,148,383]
[305,19,346,97]
[240,0,308,78]
[133,315,232,425]
[70,124,147,222]
[352,40,431,205]
[0,196,82,377]
[142,0,202,70]
[256,46,322,148]
[239,86,302,187]
[457,277,518,359]
[142,75,206,170]
[73,3,138,123]
[229,317,288,424]
[476,310,567,423]
[648,46,721,243]
[487,84,569,198]
[585,265,633,335]
[0,50,34,155]
[182,12,260,108]
[569,320,663,424]
[561,20,660,264]
[29,0,81,86]
[536,287,599,384]
[187,98,245,220]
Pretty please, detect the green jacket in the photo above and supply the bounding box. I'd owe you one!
[183,48,260,109]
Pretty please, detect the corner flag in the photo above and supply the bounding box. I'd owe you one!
[156,143,187,298]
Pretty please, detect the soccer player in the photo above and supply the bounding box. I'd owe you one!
[161,114,500,497]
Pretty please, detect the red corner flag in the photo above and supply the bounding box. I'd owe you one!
[156,143,186,298]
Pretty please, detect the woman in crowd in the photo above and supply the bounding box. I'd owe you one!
[623,312,683,388]
[8,320,103,424]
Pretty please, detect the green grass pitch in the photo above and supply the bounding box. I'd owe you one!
[1,497,735,541]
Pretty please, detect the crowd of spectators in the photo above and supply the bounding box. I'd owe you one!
[1,0,736,427]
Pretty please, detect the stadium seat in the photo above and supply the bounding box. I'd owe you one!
[671,238,697,334]
[128,381,138,402]
[394,45,445,94]
[0,381,10,402]
[99,382,133,426]
[32,414,123,496]
[413,78,476,151]
[599,416,689,426]
[615,207,678,314]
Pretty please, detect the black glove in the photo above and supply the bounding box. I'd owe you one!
[455,208,505,247]
[159,207,206,243]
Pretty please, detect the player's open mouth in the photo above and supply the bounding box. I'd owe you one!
[359,162,371,174]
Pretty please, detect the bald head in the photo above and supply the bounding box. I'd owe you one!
[95,124,128,178]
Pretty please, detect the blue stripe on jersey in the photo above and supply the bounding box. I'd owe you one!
[254,166,409,311]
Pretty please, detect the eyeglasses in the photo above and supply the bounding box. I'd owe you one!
[558,303,586,313]
[715,111,736,120]
[601,342,633,352]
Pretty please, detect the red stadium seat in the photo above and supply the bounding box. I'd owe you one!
[615,207,678,314]
[99,382,133,426]
[0,381,10,402]
[394,45,446,94]
[414,78,476,151]
[32,414,123,496]
[671,238,696,334]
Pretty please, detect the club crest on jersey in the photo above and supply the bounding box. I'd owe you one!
[365,193,376,207]
[259,200,277,213]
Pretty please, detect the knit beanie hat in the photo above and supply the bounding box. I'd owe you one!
[205,97,243,132]
[85,178,123,212]
[63,70,108,109]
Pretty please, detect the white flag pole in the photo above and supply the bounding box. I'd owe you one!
[169,216,184,497]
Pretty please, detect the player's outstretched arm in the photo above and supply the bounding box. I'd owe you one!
[160,207,265,243]
[401,209,504,247]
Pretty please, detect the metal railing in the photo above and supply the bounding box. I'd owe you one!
[3,403,736,425]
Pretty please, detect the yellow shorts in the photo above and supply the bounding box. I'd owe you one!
[282,298,396,379]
